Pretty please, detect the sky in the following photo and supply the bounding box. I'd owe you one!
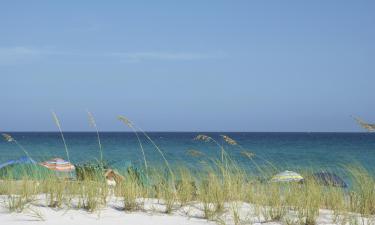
[0,1,374,132]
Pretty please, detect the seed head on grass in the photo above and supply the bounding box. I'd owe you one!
[240,151,255,159]
[87,111,103,163]
[186,149,205,158]
[194,134,227,163]
[87,111,96,128]
[118,116,134,128]
[51,111,70,163]
[117,115,148,172]
[221,135,237,145]
[194,134,212,142]
[2,133,14,142]
[118,115,175,182]
[2,133,31,159]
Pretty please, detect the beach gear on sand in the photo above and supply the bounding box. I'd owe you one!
[40,158,75,172]
[313,171,347,188]
[105,169,125,186]
[271,170,304,183]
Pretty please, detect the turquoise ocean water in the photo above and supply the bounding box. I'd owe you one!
[1,132,374,175]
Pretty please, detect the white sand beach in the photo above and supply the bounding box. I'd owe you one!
[0,196,364,225]
[0,207,215,225]
[0,197,214,225]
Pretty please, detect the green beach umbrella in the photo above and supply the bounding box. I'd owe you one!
[271,170,304,183]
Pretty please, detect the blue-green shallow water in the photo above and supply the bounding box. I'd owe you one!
[1,132,375,174]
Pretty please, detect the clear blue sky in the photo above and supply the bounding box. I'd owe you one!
[0,1,374,132]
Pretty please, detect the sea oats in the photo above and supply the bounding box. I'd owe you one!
[352,116,375,132]
[87,111,97,128]
[2,133,31,159]
[220,135,237,145]
[186,149,205,157]
[194,134,212,142]
[118,116,133,128]
[51,111,61,128]
[240,150,255,159]
[117,115,149,172]
[2,133,14,142]
[87,111,103,163]
[194,134,230,163]
[51,111,70,162]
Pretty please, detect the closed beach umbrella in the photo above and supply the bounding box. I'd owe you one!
[313,172,347,188]
[271,170,304,183]
[40,158,75,172]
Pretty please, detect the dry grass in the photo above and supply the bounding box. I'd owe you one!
[1,133,32,160]
[51,111,70,162]
[1,164,375,224]
[1,116,375,225]
[87,111,104,163]
[348,166,375,217]
[175,167,196,207]
[117,115,148,172]
[118,171,144,211]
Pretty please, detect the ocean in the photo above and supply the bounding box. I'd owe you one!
[1,132,374,174]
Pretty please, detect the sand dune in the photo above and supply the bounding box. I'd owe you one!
[1,196,365,225]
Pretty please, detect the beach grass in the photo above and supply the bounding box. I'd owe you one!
[1,162,375,225]
[1,118,375,225]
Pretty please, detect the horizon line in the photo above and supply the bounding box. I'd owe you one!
[1,130,370,133]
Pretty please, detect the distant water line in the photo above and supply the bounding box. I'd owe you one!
[1,132,374,174]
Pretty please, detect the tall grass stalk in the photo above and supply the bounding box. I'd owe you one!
[2,133,32,159]
[119,171,143,211]
[296,179,322,225]
[117,116,148,171]
[118,116,173,180]
[1,164,375,224]
[51,111,70,162]
[87,111,104,163]
[195,134,227,163]
[42,175,66,208]
[348,166,375,217]
[221,134,277,174]
[134,126,174,180]
[78,180,107,212]
[175,167,196,207]
[3,128,375,225]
